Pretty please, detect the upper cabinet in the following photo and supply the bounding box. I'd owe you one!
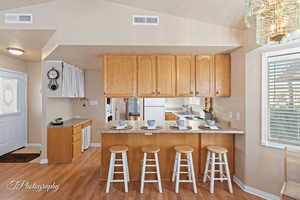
[103,54,231,98]
[176,55,195,97]
[156,55,176,97]
[195,55,214,97]
[214,55,231,97]
[138,55,157,97]
[104,55,137,97]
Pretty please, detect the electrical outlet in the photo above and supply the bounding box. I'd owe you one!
[236,112,241,121]
[228,112,233,119]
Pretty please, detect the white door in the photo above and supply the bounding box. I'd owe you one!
[0,69,27,156]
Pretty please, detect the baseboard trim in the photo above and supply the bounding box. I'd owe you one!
[26,144,42,147]
[39,158,48,164]
[233,176,280,200]
[90,143,101,147]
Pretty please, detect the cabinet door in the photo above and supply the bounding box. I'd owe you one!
[195,55,214,97]
[156,55,176,97]
[138,55,157,97]
[176,55,195,97]
[104,55,137,97]
[214,55,231,97]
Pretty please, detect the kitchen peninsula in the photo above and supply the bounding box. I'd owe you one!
[97,121,243,180]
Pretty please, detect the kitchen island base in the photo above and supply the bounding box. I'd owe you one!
[100,133,234,180]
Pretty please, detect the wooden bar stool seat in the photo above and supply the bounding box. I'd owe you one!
[142,145,160,153]
[203,145,233,194]
[109,145,128,153]
[207,146,228,154]
[172,145,197,193]
[106,145,130,193]
[140,145,162,193]
[174,145,194,153]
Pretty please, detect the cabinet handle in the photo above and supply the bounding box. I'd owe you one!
[195,91,199,95]
[216,90,219,95]
[157,91,160,95]
[190,91,194,95]
[152,91,156,95]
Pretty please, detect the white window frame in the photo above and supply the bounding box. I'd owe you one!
[262,46,300,150]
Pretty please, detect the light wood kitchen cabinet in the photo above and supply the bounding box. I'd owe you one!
[195,55,214,97]
[156,55,176,97]
[137,55,157,97]
[104,55,137,97]
[165,112,180,120]
[214,54,231,97]
[48,120,92,163]
[176,55,196,97]
[103,54,231,98]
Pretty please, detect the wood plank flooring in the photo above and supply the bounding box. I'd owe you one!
[0,147,262,200]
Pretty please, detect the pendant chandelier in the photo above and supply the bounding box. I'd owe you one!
[245,0,300,45]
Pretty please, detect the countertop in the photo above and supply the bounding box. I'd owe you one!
[97,120,244,134]
[48,118,91,128]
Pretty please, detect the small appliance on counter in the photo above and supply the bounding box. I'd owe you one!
[50,117,64,126]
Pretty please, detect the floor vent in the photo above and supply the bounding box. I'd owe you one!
[5,13,33,24]
[132,15,159,26]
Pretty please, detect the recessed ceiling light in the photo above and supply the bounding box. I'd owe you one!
[7,47,24,56]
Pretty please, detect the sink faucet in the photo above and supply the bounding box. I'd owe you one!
[182,105,193,114]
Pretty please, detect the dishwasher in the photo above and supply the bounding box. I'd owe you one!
[81,125,91,151]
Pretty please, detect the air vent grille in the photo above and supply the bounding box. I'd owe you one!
[132,15,159,26]
[5,13,33,24]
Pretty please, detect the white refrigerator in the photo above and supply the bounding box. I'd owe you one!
[144,98,165,120]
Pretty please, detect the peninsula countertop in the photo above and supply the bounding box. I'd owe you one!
[97,120,244,134]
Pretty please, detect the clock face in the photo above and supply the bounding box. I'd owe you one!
[47,68,59,79]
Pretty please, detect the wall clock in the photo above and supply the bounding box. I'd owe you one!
[47,67,60,91]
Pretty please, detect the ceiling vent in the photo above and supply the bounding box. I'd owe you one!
[5,13,33,24]
[132,15,159,26]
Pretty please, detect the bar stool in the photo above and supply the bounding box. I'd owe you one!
[203,146,233,194]
[105,145,130,193]
[172,145,197,193]
[140,145,162,193]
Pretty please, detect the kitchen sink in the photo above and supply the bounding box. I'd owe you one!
[184,116,204,120]
[175,111,195,115]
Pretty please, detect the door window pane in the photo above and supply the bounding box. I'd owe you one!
[0,78,18,114]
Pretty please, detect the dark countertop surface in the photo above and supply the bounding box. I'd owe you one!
[48,118,91,128]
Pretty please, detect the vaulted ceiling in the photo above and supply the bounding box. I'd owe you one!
[0,0,54,11]
[106,0,245,29]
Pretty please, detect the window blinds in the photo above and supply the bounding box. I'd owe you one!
[268,53,300,145]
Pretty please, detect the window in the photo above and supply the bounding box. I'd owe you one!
[0,77,18,115]
[262,48,300,148]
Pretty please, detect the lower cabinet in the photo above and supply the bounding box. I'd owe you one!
[165,112,180,120]
[48,121,92,163]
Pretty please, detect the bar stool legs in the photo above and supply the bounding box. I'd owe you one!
[106,146,129,193]
[172,146,197,194]
[203,146,233,194]
[140,145,162,194]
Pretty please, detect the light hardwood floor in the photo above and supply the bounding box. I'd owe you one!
[0,147,262,200]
